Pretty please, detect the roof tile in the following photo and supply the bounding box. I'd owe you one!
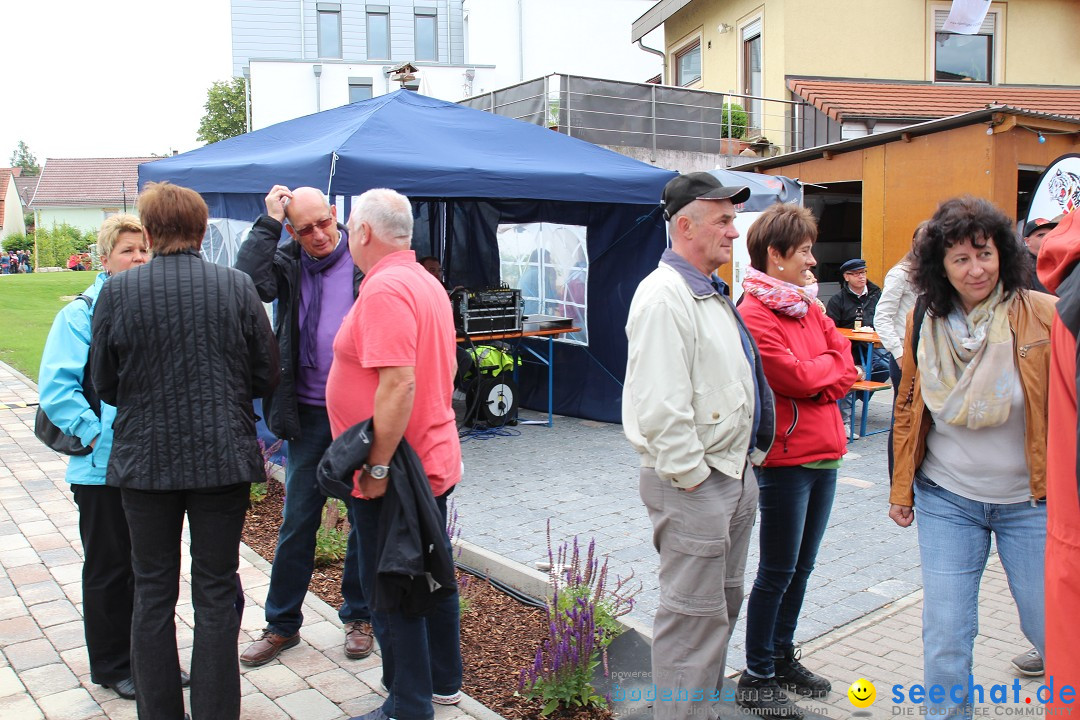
[788,79,1080,123]
[31,157,156,208]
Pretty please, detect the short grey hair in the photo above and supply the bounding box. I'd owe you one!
[351,188,413,246]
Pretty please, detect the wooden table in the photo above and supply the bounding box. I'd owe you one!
[457,323,581,427]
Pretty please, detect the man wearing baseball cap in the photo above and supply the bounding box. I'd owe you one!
[624,172,775,720]
[1023,216,1061,295]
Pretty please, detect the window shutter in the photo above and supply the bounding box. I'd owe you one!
[935,9,995,34]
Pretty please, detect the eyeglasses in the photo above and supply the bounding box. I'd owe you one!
[291,217,334,237]
[846,269,868,277]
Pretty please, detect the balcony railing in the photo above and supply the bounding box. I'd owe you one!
[460,74,823,159]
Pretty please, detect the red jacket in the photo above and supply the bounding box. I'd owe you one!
[738,292,858,466]
[1035,209,1080,697]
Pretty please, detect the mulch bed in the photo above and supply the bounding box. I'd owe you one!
[241,478,611,720]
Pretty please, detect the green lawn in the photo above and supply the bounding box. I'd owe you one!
[0,273,98,382]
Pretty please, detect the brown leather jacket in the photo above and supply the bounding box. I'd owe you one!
[890,290,1056,506]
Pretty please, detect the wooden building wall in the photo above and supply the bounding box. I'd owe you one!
[758,121,1079,284]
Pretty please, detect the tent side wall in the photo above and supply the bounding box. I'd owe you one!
[194,192,668,425]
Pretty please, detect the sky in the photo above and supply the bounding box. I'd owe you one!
[1,0,233,164]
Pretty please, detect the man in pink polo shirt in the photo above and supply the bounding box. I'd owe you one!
[326,188,462,720]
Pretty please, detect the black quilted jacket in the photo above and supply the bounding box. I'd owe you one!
[91,250,280,491]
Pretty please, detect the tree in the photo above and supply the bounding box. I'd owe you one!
[196,78,247,145]
[9,141,40,175]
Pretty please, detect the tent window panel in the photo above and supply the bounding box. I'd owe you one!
[497,222,589,346]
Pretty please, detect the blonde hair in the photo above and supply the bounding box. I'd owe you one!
[97,214,145,258]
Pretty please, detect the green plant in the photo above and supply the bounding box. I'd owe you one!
[314,523,348,566]
[197,77,247,144]
[249,482,267,503]
[2,233,33,254]
[721,102,749,139]
[35,223,93,269]
[518,522,643,715]
[519,590,606,715]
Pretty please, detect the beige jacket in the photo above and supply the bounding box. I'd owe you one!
[891,290,1056,506]
[623,262,756,488]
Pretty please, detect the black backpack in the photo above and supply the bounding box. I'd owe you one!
[34,295,101,456]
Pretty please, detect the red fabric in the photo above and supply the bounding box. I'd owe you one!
[1039,210,1080,698]
[326,251,461,496]
[738,293,856,466]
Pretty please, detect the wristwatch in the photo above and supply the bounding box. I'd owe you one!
[363,463,390,480]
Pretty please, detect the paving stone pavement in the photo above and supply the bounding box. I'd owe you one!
[456,390,916,671]
[0,362,483,720]
[1,356,1050,719]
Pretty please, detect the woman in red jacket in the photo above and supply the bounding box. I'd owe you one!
[736,203,859,719]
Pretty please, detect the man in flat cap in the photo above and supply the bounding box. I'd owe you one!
[624,172,774,720]
[1023,216,1061,295]
[827,258,891,384]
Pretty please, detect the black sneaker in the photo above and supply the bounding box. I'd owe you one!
[736,672,804,719]
[774,647,831,698]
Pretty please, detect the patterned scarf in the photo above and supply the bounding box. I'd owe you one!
[917,283,1015,429]
[741,266,819,318]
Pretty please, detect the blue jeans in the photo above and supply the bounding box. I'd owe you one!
[744,465,837,676]
[914,472,1046,717]
[351,492,462,720]
[265,404,368,635]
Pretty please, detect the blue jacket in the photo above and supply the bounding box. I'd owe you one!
[38,273,115,485]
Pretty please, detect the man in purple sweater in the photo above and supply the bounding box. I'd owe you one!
[236,186,373,666]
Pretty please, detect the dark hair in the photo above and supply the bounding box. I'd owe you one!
[746,203,818,271]
[136,182,208,255]
[417,255,439,265]
[913,196,1029,316]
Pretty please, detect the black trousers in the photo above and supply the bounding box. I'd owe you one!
[71,484,134,685]
[122,484,249,720]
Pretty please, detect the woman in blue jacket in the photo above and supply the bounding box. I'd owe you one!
[38,215,150,700]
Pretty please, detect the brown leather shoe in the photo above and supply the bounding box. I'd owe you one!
[240,629,300,667]
[344,621,374,659]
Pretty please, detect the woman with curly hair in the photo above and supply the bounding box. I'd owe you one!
[890,196,1055,717]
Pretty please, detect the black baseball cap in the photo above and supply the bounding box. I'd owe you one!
[661,172,751,221]
[1023,215,1062,238]
[840,258,868,274]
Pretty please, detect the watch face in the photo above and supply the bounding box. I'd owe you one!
[370,465,389,479]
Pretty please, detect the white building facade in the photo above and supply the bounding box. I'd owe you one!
[233,0,662,130]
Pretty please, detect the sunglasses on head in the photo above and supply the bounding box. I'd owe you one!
[292,217,334,237]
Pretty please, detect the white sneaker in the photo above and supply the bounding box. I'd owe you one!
[432,691,462,705]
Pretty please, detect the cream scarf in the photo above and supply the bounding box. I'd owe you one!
[916,283,1015,429]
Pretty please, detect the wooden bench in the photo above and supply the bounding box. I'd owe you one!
[842,380,893,441]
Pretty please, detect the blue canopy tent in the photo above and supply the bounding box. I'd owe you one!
[140,90,677,423]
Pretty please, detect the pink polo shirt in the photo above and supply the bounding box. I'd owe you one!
[326,250,461,496]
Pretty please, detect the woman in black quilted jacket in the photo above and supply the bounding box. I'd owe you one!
[91,182,279,720]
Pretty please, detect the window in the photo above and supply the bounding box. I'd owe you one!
[349,77,373,103]
[497,223,589,345]
[934,9,995,83]
[415,8,438,62]
[367,7,389,60]
[674,41,701,86]
[317,3,342,59]
[741,19,762,129]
